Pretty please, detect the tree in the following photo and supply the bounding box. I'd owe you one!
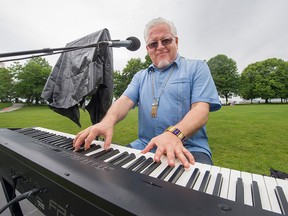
[207,54,239,104]
[13,57,52,104]
[0,67,14,102]
[113,57,146,99]
[240,58,288,103]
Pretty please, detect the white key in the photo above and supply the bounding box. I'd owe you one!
[264,176,282,214]
[164,160,181,181]
[252,174,271,211]
[241,171,253,206]
[276,178,288,201]
[121,152,145,169]
[193,163,211,191]
[219,167,230,199]
[149,157,169,178]
[175,165,198,187]
[206,166,221,195]
[227,169,241,201]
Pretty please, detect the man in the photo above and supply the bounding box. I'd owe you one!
[73,17,221,168]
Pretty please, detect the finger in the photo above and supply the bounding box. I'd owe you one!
[174,147,190,168]
[183,148,195,165]
[103,133,112,150]
[154,145,165,163]
[73,131,89,150]
[84,129,99,150]
[165,144,176,167]
[141,141,156,154]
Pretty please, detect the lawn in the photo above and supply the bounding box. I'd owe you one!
[0,103,287,176]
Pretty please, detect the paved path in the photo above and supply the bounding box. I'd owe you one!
[0,103,24,113]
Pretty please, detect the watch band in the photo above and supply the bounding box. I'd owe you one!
[165,126,186,142]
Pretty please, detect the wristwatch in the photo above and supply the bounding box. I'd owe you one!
[165,126,186,142]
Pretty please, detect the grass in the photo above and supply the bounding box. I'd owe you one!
[0,103,287,176]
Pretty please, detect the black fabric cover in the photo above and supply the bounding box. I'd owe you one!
[41,29,113,127]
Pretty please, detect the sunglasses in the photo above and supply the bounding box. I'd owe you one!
[147,37,174,49]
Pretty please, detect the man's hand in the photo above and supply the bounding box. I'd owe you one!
[142,132,195,168]
[73,122,114,151]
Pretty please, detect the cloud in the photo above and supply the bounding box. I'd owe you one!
[1,0,287,72]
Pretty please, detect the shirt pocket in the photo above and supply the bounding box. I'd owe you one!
[166,78,191,102]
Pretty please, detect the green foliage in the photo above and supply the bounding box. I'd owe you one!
[240,58,288,103]
[207,54,239,104]
[0,67,14,102]
[113,54,152,98]
[7,57,52,104]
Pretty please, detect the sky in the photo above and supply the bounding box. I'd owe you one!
[1,0,288,72]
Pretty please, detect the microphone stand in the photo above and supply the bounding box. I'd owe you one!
[0,42,103,63]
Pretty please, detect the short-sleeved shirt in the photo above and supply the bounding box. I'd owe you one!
[123,54,221,157]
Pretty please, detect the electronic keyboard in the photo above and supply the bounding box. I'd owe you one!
[0,127,287,216]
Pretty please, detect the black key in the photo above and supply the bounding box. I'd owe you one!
[126,156,146,170]
[142,161,162,175]
[134,158,154,173]
[236,178,244,203]
[212,173,223,196]
[275,186,288,215]
[79,144,101,154]
[186,168,200,189]
[114,154,136,166]
[198,170,211,192]
[251,181,262,208]
[93,149,112,158]
[108,152,129,164]
[97,149,120,161]
[157,165,174,180]
[168,165,185,183]
[53,138,73,146]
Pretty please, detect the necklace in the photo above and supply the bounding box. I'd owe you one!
[151,64,176,118]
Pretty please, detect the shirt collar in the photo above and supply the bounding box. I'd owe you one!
[148,54,181,73]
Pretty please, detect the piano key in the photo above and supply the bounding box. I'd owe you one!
[206,165,221,195]
[125,156,146,170]
[148,157,169,178]
[219,167,230,199]
[84,145,104,156]
[227,169,241,201]
[193,163,211,191]
[276,178,288,204]
[133,157,154,173]
[251,181,262,208]
[174,165,195,187]
[263,176,282,214]
[236,177,244,204]
[97,149,120,161]
[157,165,174,180]
[141,161,162,175]
[163,161,182,181]
[185,168,200,189]
[93,149,113,158]
[275,186,288,215]
[212,173,223,196]
[241,171,253,206]
[114,153,136,166]
[252,174,271,212]
[167,165,185,184]
[198,170,211,192]
[106,152,129,164]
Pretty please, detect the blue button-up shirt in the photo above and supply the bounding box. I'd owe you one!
[123,54,221,157]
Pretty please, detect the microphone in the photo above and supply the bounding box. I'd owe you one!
[99,36,141,51]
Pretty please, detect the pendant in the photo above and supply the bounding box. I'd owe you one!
[151,98,159,118]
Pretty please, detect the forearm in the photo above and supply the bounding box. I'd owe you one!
[173,102,210,139]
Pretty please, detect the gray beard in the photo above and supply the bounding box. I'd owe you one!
[156,60,170,69]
